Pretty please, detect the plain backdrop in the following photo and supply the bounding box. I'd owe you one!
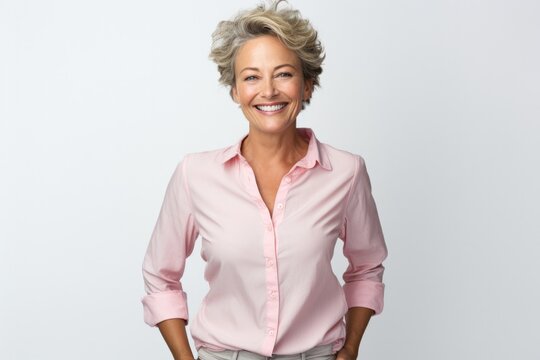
[1,0,539,359]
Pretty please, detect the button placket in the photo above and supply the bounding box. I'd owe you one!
[261,194,278,347]
[268,289,277,299]
[240,159,308,353]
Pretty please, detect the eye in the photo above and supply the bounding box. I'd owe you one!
[276,72,293,78]
[244,75,258,81]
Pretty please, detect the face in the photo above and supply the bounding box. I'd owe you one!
[231,35,313,135]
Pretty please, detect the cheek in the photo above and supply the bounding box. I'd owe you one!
[285,80,305,95]
[236,85,258,105]
[287,83,305,101]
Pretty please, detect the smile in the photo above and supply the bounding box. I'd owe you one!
[254,103,287,112]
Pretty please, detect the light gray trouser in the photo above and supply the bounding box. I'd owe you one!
[197,343,336,360]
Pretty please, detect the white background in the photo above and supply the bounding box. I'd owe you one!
[1,0,539,359]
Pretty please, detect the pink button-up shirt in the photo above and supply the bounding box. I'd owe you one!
[141,127,387,357]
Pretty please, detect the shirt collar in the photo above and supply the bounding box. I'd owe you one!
[217,127,332,171]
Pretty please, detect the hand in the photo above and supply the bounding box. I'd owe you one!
[335,346,358,360]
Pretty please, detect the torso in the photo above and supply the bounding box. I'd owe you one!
[184,130,367,356]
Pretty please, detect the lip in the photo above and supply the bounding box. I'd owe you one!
[253,102,289,114]
[255,101,288,106]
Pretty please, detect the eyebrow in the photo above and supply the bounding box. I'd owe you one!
[239,64,297,73]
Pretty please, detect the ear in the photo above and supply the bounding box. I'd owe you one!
[231,84,240,104]
[303,78,314,102]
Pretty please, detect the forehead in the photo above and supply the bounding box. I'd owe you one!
[234,35,301,71]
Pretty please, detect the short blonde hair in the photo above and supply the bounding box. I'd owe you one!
[209,0,325,106]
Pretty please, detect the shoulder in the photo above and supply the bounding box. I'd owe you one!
[175,144,234,178]
[318,140,366,175]
[182,145,229,164]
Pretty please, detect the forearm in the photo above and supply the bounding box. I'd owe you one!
[157,318,195,360]
[343,307,374,356]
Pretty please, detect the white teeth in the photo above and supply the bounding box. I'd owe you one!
[256,104,286,112]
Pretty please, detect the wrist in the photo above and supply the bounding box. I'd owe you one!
[175,355,195,360]
[342,343,358,356]
[342,344,358,357]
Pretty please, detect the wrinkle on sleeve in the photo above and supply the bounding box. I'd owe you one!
[141,155,199,326]
[339,155,388,315]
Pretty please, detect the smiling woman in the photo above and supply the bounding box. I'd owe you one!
[140,1,388,360]
[231,35,312,137]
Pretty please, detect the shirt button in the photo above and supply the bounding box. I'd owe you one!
[266,224,273,232]
[266,259,274,267]
[284,176,291,183]
[268,328,274,335]
[276,203,283,209]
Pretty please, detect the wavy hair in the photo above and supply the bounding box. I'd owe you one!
[209,0,325,107]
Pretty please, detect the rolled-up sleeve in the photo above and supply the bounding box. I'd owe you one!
[339,155,388,315]
[141,155,199,326]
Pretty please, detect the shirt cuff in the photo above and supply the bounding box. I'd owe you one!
[343,280,385,315]
[141,289,189,326]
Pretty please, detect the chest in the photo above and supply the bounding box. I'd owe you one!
[189,166,351,263]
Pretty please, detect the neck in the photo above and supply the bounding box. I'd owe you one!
[241,125,309,167]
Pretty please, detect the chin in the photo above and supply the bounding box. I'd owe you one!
[250,119,297,134]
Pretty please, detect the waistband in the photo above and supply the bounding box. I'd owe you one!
[198,343,335,360]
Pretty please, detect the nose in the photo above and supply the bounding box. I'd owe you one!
[261,78,278,98]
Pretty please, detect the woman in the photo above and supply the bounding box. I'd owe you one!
[141,2,388,360]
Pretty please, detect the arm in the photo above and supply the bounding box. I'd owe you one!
[157,319,196,360]
[339,307,374,359]
[141,156,199,357]
[338,156,387,358]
